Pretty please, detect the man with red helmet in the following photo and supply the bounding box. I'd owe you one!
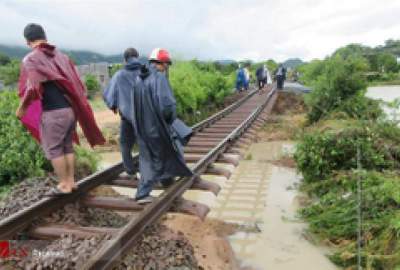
[131,48,193,203]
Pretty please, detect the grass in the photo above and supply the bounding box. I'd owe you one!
[89,95,108,111]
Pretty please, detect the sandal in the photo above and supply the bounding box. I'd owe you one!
[44,187,72,197]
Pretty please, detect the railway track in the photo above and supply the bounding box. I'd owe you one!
[0,85,277,269]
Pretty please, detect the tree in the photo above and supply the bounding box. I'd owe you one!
[376,52,398,73]
[333,43,372,59]
[0,53,11,66]
[306,55,369,123]
[84,74,101,99]
[265,59,278,74]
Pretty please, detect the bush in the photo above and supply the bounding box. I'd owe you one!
[294,120,400,182]
[74,146,99,178]
[300,171,400,269]
[84,74,101,99]
[0,59,20,86]
[0,91,99,186]
[169,61,233,122]
[0,90,50,184]
[304,55,370,123]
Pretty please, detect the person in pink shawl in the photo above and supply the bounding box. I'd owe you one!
[16,23,105,195]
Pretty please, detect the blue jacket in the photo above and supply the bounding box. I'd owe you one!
[131,63,193,183]
[236,68,246,83]
[103,57,141,122]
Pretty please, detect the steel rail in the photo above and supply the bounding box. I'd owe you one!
[83,87,277,270]
[0,89,259,240]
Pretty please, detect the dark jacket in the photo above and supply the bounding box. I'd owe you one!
[132,64,193,183]
[103,57,141,122]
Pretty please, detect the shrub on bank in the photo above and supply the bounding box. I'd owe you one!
[294,120,400,183]
[300,171,400,269]
[304,55,371,123]
[0,90,99,185]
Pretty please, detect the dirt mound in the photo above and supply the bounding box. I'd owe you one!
[272,92,306,115]
[164,214,243,270]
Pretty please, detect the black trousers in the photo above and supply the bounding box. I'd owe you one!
[277,76,285,90]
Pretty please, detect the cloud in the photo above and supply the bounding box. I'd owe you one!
[0,0,399,61]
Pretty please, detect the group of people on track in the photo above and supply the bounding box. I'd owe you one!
[236,63,287,92]
[16,23,192,204]
[15,23,285,204]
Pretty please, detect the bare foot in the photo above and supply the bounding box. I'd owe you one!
[57,183,72,193]
[71,183,78,190]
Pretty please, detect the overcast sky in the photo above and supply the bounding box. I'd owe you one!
[0,0,399,61]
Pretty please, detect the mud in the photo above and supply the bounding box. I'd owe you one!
[272,92,306,115]
[163,214,243,270]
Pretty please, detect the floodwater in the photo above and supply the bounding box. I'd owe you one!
[98,143,338,270]
[95,86,400,269]
[206,141,338,270]
[367,85,400,119]
[367,85,400,102]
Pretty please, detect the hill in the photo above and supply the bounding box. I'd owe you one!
[283,58,304,69]
[0,44,123,65]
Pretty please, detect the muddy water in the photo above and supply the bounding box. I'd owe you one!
[97,142,337,269]
[205,141,338,270]
[367,85,400,120]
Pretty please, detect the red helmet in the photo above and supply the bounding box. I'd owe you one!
[149,48,172,64]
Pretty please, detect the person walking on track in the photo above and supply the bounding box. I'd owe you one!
[244,65,250,90]
[275,64,287,90]
[131,48,193,204]
[256,64,267,90]
[103,48,141,178]
[16,23,105,195]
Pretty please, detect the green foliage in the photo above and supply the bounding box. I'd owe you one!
[84,74,101,99]
[333,91,383,121]
[0,91,99,186]
[294,121,400,182]
[0,59,20,85]
[305,55,370,123]
[300,171,400,269]
[109,63,122,77]
[376,53,399,73]
[0,53,11,65]
[169,61,233,123]
[74,146,99,178]
[297,59,327,86]
[0,91,50,184]
[333,43,373,59]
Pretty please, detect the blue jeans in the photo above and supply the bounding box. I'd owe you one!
[120,117,136,175]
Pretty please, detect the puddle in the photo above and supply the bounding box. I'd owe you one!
[211,141,338,270]
[97,142,337,269]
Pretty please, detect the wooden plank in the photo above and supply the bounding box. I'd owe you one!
[29,224,118,240]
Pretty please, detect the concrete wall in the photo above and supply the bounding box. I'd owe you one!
[76,62,110,89]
